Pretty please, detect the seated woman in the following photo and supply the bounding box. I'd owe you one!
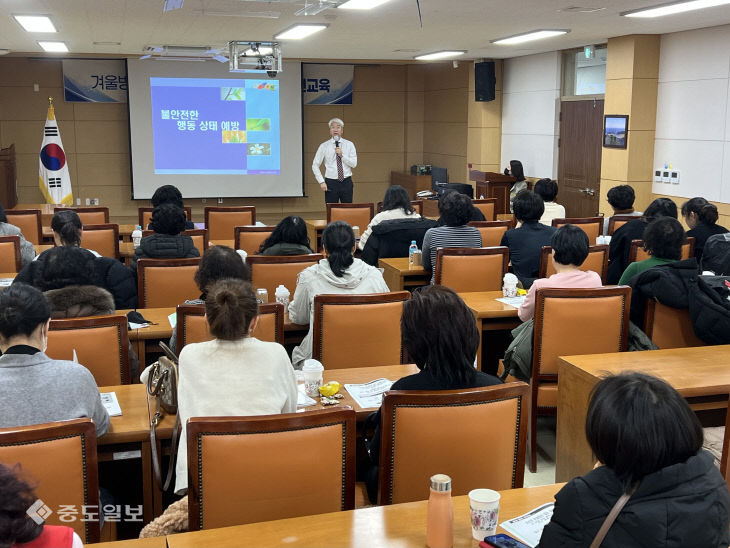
[0,203,36,266]
[358,185,421,250]
[288,221,389,368]
[364,285,502,502]
[504,160,528,213]
[518,225,602,321]
[618,217,685,285]
[682,197,728,262]
[130,203,199,273]
[151,184,194,229]
[538,372,729,547]
[0,463,83,548]
[500,190,556,288]
[259,215,313,255]
[603,184,642,235]
[607,198,677,284]
[534,178,565,226]
[0,283,109,436]
[422,191,482,284]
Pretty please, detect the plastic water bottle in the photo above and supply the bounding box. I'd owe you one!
[275,284,290,308]
[479,194,485,200]
[132,225,142,248]
[408,240,419,267]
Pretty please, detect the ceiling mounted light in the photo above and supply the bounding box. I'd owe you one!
[38,41,68,52]
[622,0,730,17]
[274,24,328,39]
[492,30,569,45]
[338,0,393,9]
[414,50,466,61]
[14,15,56,32]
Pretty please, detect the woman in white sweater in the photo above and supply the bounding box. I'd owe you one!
[358,185,420,250]
[174,278,298,494]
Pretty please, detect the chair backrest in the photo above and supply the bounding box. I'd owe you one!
[247,254,323,301]
[467,221,511,247]
[378,383,529,505]
[137,258,201,308]
[643,300,706,349]
[629,237,696,263]
[143,228,208,256]
[4,209,42,244]
[46,315,131,385]
[607,214,638,236]
[721,404,730,488]
[175,302,284,354]
[538,244,609,283]
[435,247,508,292]
[532,287,631,379]
[204,206,256,240]
[235,225,275,255]
[55,207,109,225]
[472,198,498,221]
[376,201,424,216]
[0,419,100,543]
[187,408,356,530]
[0,235,22,272]
[326,203,374,233]
[80,223,119,259]
[313,292,410,369]
[551,217,603,244]
[139,206,193,229]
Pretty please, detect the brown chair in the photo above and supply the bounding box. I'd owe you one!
[187,408,356,530]
[137,258,201,308]
[46,315,131,385]
[54,207,109,225]
[628,237,696,263]
[552,217,603,244]
[434,247,509,292]
[607,214,638,236]
[235,225,275,255]
[538,244,609,283]
[643,300,705,350]
[204,206,256,241]
[247,254,323,301]
[326,203,374,233]
[143,228,209,256]
[0,419,100,543]
[468,220,511,247]
[80,223,120,260]
[472,198,498,221]
[175,302,284,354]
[378,383,529,505]
[312,292,410,369]
[139,206,193,229]
[376,200,424,216]
[529,286,631,472]
[0,235,22,272]
[4,209,42,244]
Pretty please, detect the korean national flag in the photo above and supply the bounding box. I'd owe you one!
[39,100,73,205]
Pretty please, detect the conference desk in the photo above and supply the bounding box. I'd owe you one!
[0,272,14,291]
[379,257,429,291]
[460,291,521,369]
[41,224,138,241]
[555,345,730,483]
[165,483,562,548]
[305,219,327,252]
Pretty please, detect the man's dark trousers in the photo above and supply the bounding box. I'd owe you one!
[324,176,353,203]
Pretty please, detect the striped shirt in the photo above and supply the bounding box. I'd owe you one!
[422,225,482,283]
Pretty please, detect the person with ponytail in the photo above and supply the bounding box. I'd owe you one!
[49,209,101,256]
[288,220,389,367]
[681,197,728,262]
[504,160,528,213]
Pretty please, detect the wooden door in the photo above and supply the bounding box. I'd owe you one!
[558,99,604,217]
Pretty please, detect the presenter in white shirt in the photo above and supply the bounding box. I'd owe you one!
[312,118,357,203]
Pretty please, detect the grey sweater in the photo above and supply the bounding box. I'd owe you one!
[0,352,110,437]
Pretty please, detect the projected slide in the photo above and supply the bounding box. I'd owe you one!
[150,77,280,175]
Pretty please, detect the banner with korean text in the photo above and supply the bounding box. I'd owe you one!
[62,59,128,103]
[302,64,353,105]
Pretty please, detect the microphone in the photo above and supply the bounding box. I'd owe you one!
[335,139,340,148]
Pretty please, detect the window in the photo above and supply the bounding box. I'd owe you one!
[562,47,607,97]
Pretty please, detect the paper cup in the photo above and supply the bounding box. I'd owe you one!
[469,488,500,541]
[302,359,324,398]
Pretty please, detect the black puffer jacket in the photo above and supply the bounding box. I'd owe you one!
[538,451,730,548]
[607,218,648,284]
[688,275,730,345]
[360,218,438,266]
[628,258,698,325]
[129,233,199,274]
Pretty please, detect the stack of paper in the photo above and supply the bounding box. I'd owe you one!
[100,392,122,416]
[344,378,395,408]
[499,502,554,547]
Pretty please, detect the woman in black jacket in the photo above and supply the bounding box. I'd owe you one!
[130,203,199,273]
[538,372,729,548]
[682,197,728,262]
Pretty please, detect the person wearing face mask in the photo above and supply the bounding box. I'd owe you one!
[312,118,358,204]
[0,283,109,437]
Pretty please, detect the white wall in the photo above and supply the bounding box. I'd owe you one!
[501,51,561,178]
[653,25,730,202]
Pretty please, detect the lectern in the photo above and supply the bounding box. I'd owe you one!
[469,170,515,215]
[0,145,18,209]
